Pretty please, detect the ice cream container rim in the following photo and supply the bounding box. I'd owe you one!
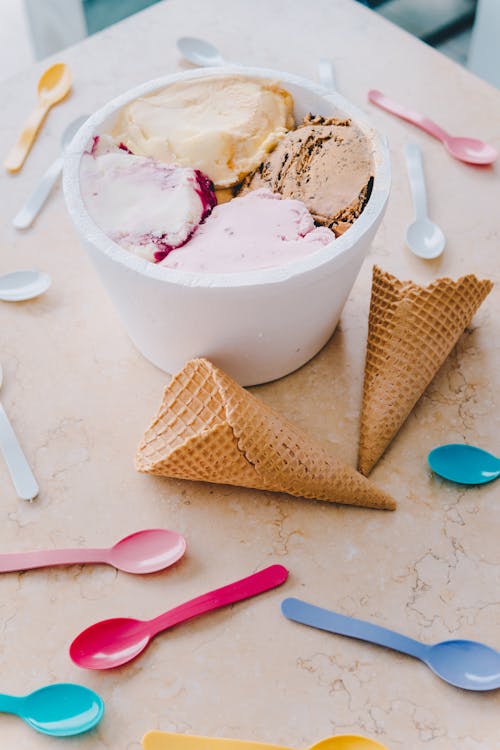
[63,65,391,290]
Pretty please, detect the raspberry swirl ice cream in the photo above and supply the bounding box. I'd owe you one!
[80,146,216,262]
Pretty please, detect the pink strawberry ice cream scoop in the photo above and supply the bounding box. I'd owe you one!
[80,146,216,262]
[161,188,336,273]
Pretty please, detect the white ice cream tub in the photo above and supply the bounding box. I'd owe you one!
[64,66,390,386]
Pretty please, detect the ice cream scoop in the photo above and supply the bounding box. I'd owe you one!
[0,528,186,574]
[404,143,445,259]
[80,149,216,262]
[4,63,72,173]
[241,114,374,236]
[282,598,500,691]
[70,564,288,670]
[368,89,497,166]
[428,443,500,485]
[0,270,51,302]
[0,683,103,737]
[162,189,336,273]
[110,76,294,187]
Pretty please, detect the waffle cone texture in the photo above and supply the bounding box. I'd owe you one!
[136,358,396,510]
[358,266,493,475]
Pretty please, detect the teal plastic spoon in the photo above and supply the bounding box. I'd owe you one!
[428,444,500,485]
[0,683,104,736]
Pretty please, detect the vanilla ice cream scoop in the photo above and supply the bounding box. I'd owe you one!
[161,189,336,273]
[80,147,216,262]
[110,76,294,188]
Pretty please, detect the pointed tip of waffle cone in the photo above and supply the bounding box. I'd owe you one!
[136,358,396,510]
[357,266,493,475]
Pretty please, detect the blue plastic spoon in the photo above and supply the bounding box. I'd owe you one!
[428,444,500,485]
[0,683,104,736]
[282,598,500,691]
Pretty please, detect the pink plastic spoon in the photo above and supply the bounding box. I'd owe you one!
[0,529,186,575]
[70,564,288,670]
[368,89,497,166]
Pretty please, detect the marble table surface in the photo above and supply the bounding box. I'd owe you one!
[0,0,499,747]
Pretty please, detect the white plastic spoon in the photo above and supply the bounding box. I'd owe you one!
[405,143,445,259]
[13,115,88,229]
[0,363,39,500]
[177,37,227,67]
[0,270,51,302]
[318,58,337,92]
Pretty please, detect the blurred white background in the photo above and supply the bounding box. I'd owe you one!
[0,0,498,87]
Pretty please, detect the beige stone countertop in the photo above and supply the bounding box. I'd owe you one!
[0,0,499,747]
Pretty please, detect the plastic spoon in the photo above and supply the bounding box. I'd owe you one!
[0,528,186,574]
[368,89,497,166]
[404,143,445,259]
[428,443,500,485]
[0,682,104,737]
[142,732,389,750]
[13,115,88,229]
[318,58,337,92]
[4,63,72,173]
[142,733,388,750]
[177,37,227,66]
[70,564,288,670]
[282,598,500,691]
[0,363,39,501]
[0,270,51,301]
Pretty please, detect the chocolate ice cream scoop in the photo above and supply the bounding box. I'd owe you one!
[240,114,374,236]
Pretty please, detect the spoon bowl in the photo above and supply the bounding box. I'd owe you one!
[0,270,51,302]
[71,617,150,670]
[406,217,445,259]
[108,528,186,574]
[177,37,226,67]
[428,443,500,484]
[312,737,388,750]
[444,135,498,166]
[37,63,72,105]
[0,683,103,737]
[425,639,500,691]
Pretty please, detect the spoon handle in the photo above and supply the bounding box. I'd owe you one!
[0,546,106,573]
[405,143,428,220]
[368,90,448,143]
[282,598,426,660]
[0,402,39,500]
[4,102,50,173]
[318,58,337,92]
[149,564,288,635]
[0,693,22,715]
[13,156,63,229]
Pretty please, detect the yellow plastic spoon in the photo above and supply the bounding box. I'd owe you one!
[4,63,72,173]
[142,731,389,750]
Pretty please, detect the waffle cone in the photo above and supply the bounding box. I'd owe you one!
[358,266,493,475]
[136,358,396,510]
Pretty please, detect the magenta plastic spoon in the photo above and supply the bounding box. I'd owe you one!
[368,89,497,166]
[0,529,186,575]
[70,564,288,670]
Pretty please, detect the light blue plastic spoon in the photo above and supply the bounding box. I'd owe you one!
[282,598,500,691]
[428,444,500,485]
[0,683,104,736]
